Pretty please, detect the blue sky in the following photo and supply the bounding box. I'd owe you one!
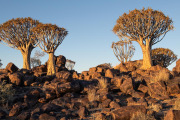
[0,0,180,72]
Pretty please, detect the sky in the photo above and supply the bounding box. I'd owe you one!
[0,0,180,72]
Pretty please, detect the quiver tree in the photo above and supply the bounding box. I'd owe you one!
[111,39,135,63]
[32,24,68,75]
[65,59,75,70]
[30,50,45,68]
[152,48,177,67]
[113,8,173,69]
[0,17,40,69]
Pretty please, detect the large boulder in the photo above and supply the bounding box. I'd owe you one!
[55,55,66,67]
[148,81,169,100]
[120,77,134,94]
[9,72,23,86]
[56,71,72,82]
[5,63,18,73]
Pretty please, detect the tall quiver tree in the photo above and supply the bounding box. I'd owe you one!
[32,24,68,75]
[0,17,40,69]
[113,8,173,69]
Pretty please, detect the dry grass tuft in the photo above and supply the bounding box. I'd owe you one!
[151,69,170,83]
[0,81,15,107]
[98,77,108,89]
[131,111,155,120]
[173,98,180,110]
[87,88,97,102]
[148,103,162,112]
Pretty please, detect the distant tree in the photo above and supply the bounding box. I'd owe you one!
[30,50,45,68]
[32,24,68,75]
[65,59,75,70]
[152,48,177,67]
[0,17,40,69]
[0,59,2,68]
[113,8,173,69]
[112,39,135,63]
[30,58,41,68]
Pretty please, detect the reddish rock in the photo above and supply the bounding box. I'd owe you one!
[111,76,123,87]
[105,69,114,78]
[110,105,146,120]
[9,103,22,116]
[167,83,180,94]
[164,110,180,120]
[77,106,89,119]
[72,71,79,79]
[148,81,169,100]
[5,62,18,73]
[138,84,148,94]
[56,55,66,66]
[91,72,102,79]
[39,113,56,120]
[120,77,134,94]
[89,67,97,75]
[97,67,103,73]
[0,69,8,74]
[56,81,80,96]
[131,91,145,98]
[109,101,121,109]
[9,72,23,86]
[82,71,89,76]
[56,71,72,82]
[41,103,62,113]
[99,99,111,108]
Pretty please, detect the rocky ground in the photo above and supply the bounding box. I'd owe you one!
[0,55,180,120]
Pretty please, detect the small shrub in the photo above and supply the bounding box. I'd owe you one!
[173,98,180,110]
[152,48,177,68]
[87,88,97,102]
[131,111,155,120]
[148,103,162,112]
[151,69,170,83]
[98,78,108,90]
[0,81,15,107]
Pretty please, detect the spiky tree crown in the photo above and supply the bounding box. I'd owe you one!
[32,23,68,53]
[113,8,173,45]
[0,17,40,50]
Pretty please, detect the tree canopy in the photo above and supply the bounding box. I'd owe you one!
[0,17,40,50]
[113,8,173,45]
[152,48,177,67]
[32,24,68,53]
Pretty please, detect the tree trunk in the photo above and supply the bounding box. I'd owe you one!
[47,52,55,75]
[140,41,152,69]
[21,50,31,70]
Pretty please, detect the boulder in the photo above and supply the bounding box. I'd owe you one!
[77,106,89,119]
[56,71,72,82]
[56,81,80,96]
[5,62,18,73]
[105,69,114,78]
[164,110,180,120]
[39,113,56,120]
[120,77,134,94]
[110,105,146,120]
[55,55,66,67]
[148,81,169,100]
[9,72,23,86]
[9,103,22,116]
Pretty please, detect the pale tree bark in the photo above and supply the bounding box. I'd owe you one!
[21,48,32,70]
[47,52,55,75]
[139,39,152,69]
